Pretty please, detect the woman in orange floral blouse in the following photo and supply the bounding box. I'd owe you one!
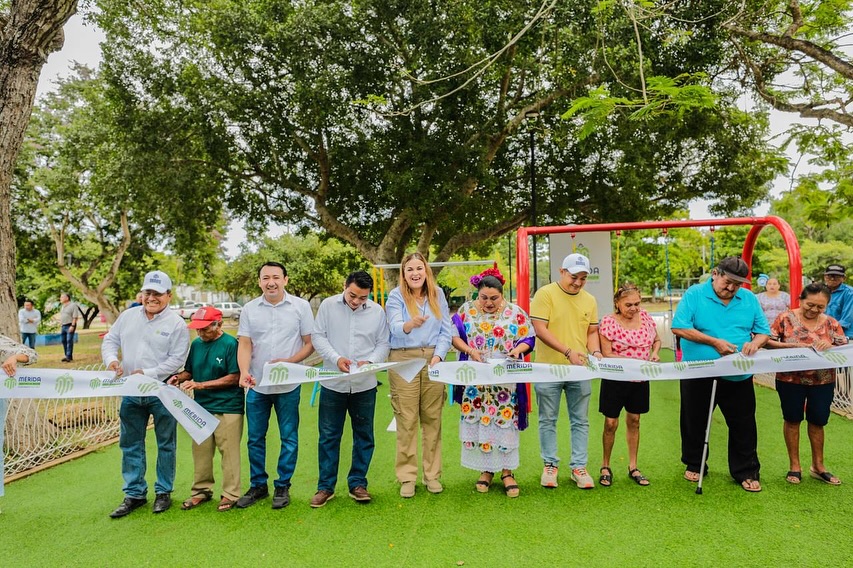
[451,270,534,498]
[768,283,847,485]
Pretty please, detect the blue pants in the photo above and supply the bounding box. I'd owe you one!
[535,380,592,469]
[60,324,74,359]
[317,386,376,492]
[246,387,300,489]
[20,333,36,350]
[119,396,177,498]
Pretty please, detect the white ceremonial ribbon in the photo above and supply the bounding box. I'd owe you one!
[0,369,219,444]
[256,359,428,394]
[427,345,853,386]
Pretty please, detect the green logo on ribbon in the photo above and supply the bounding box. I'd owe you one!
[492,365,506,378]
[771,357,782,364]
[640,363,662,378]
[360,364,380,373]
[549,365,570,379]
[674,362,687,372]
[4,376,16,389]
[820,351,847,365]
[305,367,319,380]
[55,373,74,395]
[89,378,102,389]
[732,357,755,372]
[137,382,159,394]
[172,399,183,409]
[269,366,289,384]
[456,364,477,384]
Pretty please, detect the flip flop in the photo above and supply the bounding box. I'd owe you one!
[740,478,762,492]
[809,468,841,485]
[599,466,612,487]
[181,493,212,510]
[785,471,801,484]
[629,468,650,486]
[217,498,237,512]
[684,470,700,482]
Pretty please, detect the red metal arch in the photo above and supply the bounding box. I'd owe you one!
[515,216,802,311]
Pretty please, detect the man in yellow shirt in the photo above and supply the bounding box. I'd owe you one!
[530,253,601,489]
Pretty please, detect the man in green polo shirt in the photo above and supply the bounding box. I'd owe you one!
[168,307,244,511]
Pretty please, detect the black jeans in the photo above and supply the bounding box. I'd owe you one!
[680,377,760,482]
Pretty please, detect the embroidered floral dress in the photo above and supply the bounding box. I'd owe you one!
[456,301,535,472]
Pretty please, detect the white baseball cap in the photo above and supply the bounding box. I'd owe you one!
[561,253,591,275]
[141,270,172,294]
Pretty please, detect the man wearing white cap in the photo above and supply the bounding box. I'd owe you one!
[168,306,243,512]
[530,253,601,490]
[102,270,190,518]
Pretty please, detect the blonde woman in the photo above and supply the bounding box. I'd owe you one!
[386,253,452,498]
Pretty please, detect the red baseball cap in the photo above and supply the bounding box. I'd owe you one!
[188,306,223,329]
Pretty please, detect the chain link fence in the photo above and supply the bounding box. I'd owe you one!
[3,364,121,481]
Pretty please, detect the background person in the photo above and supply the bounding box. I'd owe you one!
[767,283,847,485]
[102,270,190,518]
[386,252,452,498]
[0,336,38,505]
[450,269,534,498]
[672,256,769,492]
[58,292,80,362]
[597,284,660,487]
[18,300,41,349]
[310,271,390,507]
[823,264,853,339]
[236,261,314,510]
[756,277,790,325]
[168,307,243,512]
[530,253,601,490]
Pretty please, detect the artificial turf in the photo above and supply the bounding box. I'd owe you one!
[2,339,851,567]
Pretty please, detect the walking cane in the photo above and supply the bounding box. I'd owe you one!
[696,379,718,495]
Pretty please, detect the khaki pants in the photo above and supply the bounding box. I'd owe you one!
[191,413,243,501]
[388,347,446,483]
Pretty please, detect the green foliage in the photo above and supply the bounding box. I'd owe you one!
[222,232,368,301]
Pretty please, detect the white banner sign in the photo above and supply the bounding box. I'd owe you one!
[1,369,219,444]
[427,346,853,385]
[257,359,428,394]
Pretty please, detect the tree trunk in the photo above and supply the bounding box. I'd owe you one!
[0,1,78,337]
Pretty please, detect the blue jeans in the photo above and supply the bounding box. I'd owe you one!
[317,386,376,492]
[0,398,7,497]
[118,396,177,498]
[246,387,300,489]
[535,380,592,469]
[20,333,36,350]
[60,324,75,359]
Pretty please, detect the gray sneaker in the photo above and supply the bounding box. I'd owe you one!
[571,467,595,489]
[541,463,559,488]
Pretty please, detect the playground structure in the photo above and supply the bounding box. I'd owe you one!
[513,215,853,420]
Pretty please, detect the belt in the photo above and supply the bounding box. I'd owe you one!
[391,346,435,352]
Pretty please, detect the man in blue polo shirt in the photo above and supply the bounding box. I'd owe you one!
[824,264,853,338]
[672,257,770,492]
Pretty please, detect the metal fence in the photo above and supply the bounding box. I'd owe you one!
[3,364,122,480]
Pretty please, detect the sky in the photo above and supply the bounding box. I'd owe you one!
[39,13,798,257]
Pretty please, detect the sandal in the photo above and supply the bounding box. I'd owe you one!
[740,478,762,492]
[683,470,700,483]
[809,467,841,486]
[500,472,520,498]
[475,472,494,493]
[181,493,212,510]
[629,468,650,486]
[599,466,612,487]
[217,497,236,512]
[785,470,801,484]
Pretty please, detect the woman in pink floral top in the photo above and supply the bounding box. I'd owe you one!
[451,270,534,498]
[768,282,847,486]
[597,285,660,487]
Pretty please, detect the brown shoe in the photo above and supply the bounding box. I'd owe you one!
[349,486,371,502]
[309,490,335,508]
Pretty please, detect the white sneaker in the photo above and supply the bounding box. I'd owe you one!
[541,463,559,488]
[571,467,595,489]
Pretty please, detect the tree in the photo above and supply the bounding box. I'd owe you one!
[13,67,226,322]
[93,0,782,275]
[0,0,77,336]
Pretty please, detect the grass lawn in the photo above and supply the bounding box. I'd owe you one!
[2,331,851,566]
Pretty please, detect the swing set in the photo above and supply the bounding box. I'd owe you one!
[514,216,804,313]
